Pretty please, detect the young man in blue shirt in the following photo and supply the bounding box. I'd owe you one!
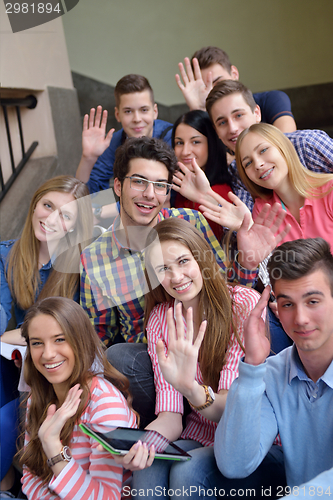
[205,80,333,212]
[176,46,297,133]
[168,238,333,498]
[76,74,173,215]
[215,237,333,497]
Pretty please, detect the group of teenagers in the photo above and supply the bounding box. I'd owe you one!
[1,45,333,499]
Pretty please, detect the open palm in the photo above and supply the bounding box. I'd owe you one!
[173,159,210,202]
[237,204,291,269]
[82,106,114,159]
[200,191,251,231]
[175,57,212,111]
[156,304,206,396]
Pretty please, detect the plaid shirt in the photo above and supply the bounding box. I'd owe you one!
[229,129,333,211]
[80,208,257,346]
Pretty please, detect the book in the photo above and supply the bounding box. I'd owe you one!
[0,341,26,360]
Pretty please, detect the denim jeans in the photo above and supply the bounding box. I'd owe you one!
[106,343,156,428]
[131,440,203,499]
[0,398,19,481]
[132,440,286,500]
[131,443,285,500]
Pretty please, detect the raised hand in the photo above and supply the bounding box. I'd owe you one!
[172,158,211,202]
[199,191,252,231]
[175,57,212,111]
[156,304,206,397]
[237,203,291,270]
[82,106,115,160]
[243,286,271,365]
[38,384,82,458]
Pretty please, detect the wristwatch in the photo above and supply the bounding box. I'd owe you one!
[188,385,215,411]
[93,205,103,221]
[47,446,72,467]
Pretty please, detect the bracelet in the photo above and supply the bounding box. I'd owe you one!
[46,446,72,467]
[187,385,215,411]
[93,205,103,221]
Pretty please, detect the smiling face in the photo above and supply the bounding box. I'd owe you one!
[210,93,261,152]
[32,191,77,245]
[174,123,209,169]
[28,314,75,402]
[115,90,158,138]
[114,158,170,228]
[239,131,290,194]
[150,240,203,311]
[275,269,333,362]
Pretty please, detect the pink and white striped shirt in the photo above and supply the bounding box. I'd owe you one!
[22,376,137,500]
[146,285,262,447]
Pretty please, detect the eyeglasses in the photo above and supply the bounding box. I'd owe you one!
[125,176,172,195]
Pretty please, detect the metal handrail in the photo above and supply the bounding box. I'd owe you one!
[0,95,38,202]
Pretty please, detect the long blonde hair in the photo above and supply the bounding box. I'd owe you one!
[6,175,93,310]
[235,123,333,201]
[19,297,134,483]
[144,218,243,392]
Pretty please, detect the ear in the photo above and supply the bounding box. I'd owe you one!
[230,65,239,80]
[153,103,158,120]
[114,177,122,197]
[254,104,261,123]
[114,107,121,123]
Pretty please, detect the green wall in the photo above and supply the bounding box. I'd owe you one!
[62,0,333,105]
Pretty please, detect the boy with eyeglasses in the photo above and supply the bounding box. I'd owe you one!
[80,136,289,427]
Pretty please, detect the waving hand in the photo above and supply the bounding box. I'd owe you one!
[175,57,212,111]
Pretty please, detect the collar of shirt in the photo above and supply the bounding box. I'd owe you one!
[229,159,237,175]
[289,345,333,389]
[258,181,333,213]
[110,209,170,256]
[110,214,143,257]
[40,259,52,270]
[268,190,312,210]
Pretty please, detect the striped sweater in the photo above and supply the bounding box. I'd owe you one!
[146,285,262,447]
[22,376,137,500]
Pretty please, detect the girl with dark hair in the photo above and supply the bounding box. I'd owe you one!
[20,297,136,500]
[129,217,261,497]
[172,110,232,239]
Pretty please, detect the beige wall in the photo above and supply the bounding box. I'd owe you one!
[0,2,73,90]
[0,3,75,177]
[62,0,333,106]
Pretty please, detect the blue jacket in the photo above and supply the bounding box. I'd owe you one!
[87,119,173,194]
[0,240,79,333]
